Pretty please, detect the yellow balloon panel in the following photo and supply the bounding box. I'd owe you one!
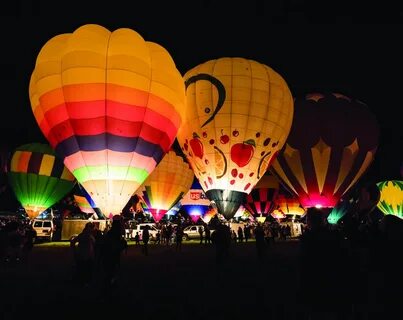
[177,57,294,194]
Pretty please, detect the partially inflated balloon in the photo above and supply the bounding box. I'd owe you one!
[376,180,403,219]
[177,57,294,219]
[29,24,185,216]
[274,192,305,218]
[7,143,75,219]
[244,173,280,219]
[73,194,96,215]
[136,150,194,222]
[271,93,379,208]
[180,178,211,223]
[327,198,354,225]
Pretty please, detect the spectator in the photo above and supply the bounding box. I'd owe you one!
[70,222,96,286]
[100,218,128,289]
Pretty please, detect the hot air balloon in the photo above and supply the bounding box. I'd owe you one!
[29,24,185,217]
[270,93,380,210]
[180,178,211,223]
[73,194,96,216]
[136,150,194,223]
[201,207,217,224]
[177,57,294,220]
[274,192,305,219]
[376,180,403,219]
[73,183,102,218]
[327,197,354,225]
[244,172,280,221]
[7,143,76,220]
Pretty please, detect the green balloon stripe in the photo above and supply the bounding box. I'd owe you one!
[73,165,149,184]
[8,172,74,209]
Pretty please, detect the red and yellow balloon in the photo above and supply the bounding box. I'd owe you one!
[29,24,185,216]
[136,150,194,222]
[177,57,294,219]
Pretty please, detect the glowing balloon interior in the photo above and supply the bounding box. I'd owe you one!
[180,179,211,223]
[271,93,379,208]
[244,173,280,218]
[7,143,75,220]
[327,198,354,225]
[274,193,305,218]
[177,57,294,220]
[136,150,194,222]
[29,24,186,216]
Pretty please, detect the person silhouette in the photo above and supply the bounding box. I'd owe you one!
[70,222,96,286]
[142,225,150,256]
[254,223,265,261]
[100,218,128,289]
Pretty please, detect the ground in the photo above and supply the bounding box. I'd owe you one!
[0,239,392,320]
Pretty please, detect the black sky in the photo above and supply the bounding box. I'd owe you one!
[0,0,402,184]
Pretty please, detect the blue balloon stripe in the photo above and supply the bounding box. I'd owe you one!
[55,134,165,163]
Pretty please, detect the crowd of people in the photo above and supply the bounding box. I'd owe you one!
[0,217,37,264]
[70,217,128,290]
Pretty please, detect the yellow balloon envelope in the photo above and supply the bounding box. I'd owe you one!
[136,150,194,222]
[29,24,186,216]
[177,57,294,219]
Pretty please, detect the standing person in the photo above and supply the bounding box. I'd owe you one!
[204,225,211,244]
[198,225,204,244]
[237,226,244,243]
[254,223,266,261]
[100,218,128,289]
[134,232,140,245]
[22,223,37,263]
[214,223,231,264]
[244,224,251,242]
[70,222,96,286]
[175,225,184,251]
[142,225,150,256]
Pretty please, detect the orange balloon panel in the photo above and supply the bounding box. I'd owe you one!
[136,151,194,222]
[177,57,293,219]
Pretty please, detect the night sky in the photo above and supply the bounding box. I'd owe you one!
[0,0,402,186]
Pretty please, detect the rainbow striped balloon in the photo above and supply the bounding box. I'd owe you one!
[7,143,75,220]
[29,24,185,216]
